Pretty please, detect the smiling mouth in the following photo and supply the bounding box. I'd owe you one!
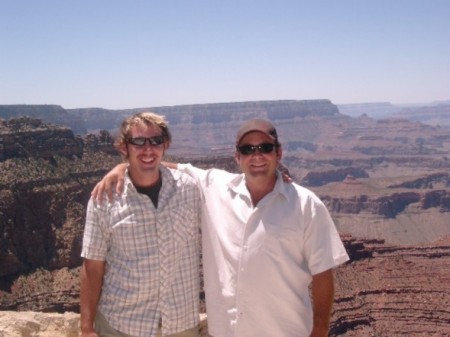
[250,162,267,168]
[140,156,156,163]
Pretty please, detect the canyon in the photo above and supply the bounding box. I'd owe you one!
[0,100,449,336]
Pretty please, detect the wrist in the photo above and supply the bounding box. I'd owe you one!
[80,321,95,334]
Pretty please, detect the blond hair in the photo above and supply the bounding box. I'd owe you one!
[114,111,172,151]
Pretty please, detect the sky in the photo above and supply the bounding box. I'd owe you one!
[1,0,449,109]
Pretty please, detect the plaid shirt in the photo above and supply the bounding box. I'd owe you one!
[81,166,201,337]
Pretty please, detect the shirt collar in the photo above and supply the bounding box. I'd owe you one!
[228,171,290,201]
[123,165,177,196]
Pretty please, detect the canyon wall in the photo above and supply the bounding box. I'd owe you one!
[1,101,450,336]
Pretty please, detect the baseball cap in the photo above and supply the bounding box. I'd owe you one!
[236,119,278,145]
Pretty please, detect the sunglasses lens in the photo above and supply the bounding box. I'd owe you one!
[128,137,146,146]
[238,143,275,155]
[238,145,255,155]
[149,136,165,145]
[259,143,274,153]
[127,136,165,146]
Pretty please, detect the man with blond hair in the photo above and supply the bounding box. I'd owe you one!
[80,112,201,337]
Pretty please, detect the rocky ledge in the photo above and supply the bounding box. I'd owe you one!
[0,311,80,337]
[0,312,208,337]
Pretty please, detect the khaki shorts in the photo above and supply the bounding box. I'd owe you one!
[94,311,199,337]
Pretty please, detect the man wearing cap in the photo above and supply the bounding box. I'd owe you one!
[93,118,349,337]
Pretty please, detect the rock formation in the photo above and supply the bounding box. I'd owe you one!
[0,105,86,135]
[0,119,120,313]
[0,117,83,161]
[331,235,450,336]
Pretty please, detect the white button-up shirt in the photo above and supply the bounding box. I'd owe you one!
[178,164,349,337]
[81,166,201,337]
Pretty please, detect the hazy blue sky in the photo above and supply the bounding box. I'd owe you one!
[1,1,449,109]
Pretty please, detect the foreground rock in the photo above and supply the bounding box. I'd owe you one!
[0,312,208,337]
[0,311,80,337]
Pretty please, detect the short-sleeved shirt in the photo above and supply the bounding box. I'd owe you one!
[81,166,201,337]
[178,164,349,337]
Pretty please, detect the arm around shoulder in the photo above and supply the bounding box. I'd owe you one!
[91,163,128,202]
[161,161,179,169]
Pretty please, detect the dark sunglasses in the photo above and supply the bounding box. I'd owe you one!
[237,143,276,155]
[126,136,165,146]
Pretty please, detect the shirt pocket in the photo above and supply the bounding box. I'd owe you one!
[262,223,299,254]
[169,207,198,244]
[111,215,156,260]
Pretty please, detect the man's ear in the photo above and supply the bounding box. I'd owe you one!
[119,143,128,159]
[234,150,240,165]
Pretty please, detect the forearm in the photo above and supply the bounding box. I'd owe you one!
[80,259,105,335]
[310,269,335,337]
[161,161,178,169]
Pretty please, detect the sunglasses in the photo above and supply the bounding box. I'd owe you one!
[237,143,276,155]
[126,136,165,146]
